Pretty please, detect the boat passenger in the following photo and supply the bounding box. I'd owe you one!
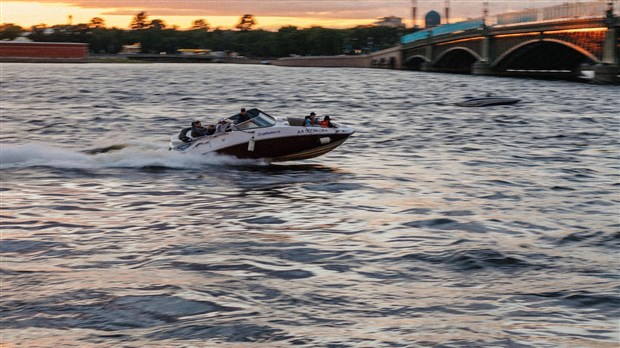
[304,112,319,127]
[215,118,230,134]
[319,115,334,128]
[206,124,215,135]
[235,108,250,124]
[191,120,212,137]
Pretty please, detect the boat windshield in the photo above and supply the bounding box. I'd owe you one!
[236,109,276,130]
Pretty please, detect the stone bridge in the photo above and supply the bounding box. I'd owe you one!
[401,11,619,82]
[272,3,618,83]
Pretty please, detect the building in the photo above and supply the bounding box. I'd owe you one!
[425,11,441,28]
[0,41,88,59]
[374,16,405,28]
[178,48,210,55]
[120,43,141,54]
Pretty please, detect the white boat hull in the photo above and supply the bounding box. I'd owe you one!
[171,115,354,162]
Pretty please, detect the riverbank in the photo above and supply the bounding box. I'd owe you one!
[0,55,266,64]
[0,55,368,67]
[0,55,367,67]
[0,47,401,69]
[2,53,612,84]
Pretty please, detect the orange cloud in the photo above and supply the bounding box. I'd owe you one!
[1,1,574,30]
[3,0,412,19]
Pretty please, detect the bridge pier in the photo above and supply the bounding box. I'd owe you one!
[420,61,434,72]
[593,64,620,83]
[472,34,494,76]
[594,21,619,84]
[471,62,492,75]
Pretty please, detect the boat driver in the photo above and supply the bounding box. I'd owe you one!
[236,108,250,124]
[304,112,319,127]
[191,120,212,137]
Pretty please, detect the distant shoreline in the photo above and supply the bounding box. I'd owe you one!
[0,53,391,70]
[0,47,398,69]
[0,56,267,64]
[0,56,372,70]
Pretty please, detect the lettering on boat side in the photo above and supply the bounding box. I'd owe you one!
[257,130,281,137]
[297,129,329,135]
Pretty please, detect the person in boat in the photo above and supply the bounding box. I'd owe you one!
[235,108,250,124]
[215,118,230,134]
[191,120,214,137]
[304,112,319,127]
[319,115,334,128]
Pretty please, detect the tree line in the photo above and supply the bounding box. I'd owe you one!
[0,13,416,58]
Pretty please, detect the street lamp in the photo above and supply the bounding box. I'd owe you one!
[412,0,418,28]
[605,0,614,24]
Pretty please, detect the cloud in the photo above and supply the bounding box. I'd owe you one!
[8,1,409,18]
[6,1,575,20]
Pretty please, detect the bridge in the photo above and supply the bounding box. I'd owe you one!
[398,1,619,83]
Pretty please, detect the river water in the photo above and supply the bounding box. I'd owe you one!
[0,63,618,347]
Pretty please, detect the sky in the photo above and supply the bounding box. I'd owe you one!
[0,1,602,30]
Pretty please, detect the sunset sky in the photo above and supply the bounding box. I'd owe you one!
[0,1,594,30]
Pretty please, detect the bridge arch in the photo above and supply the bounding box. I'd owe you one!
[433,47,482,73]
[492,39,600,72]
[404,55,430,71]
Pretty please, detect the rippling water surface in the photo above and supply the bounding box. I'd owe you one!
[1,63,619,347]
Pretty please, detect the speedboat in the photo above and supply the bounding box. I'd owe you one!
[169,108,355,162]
[456,95,520,107]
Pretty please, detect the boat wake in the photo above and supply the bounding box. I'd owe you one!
[0,142,267,170]
[82,144,130,155]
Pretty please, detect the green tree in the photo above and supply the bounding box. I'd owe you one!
[275,26,301,56]
[0,23,25,40]
[236,14,256,31]
[149,19,166,30]
[235,29,275,57]
[343,25,401,54]
[191,19,209,31]
[17,15,407,58]
[299,27,343,55]
[27,24,48,41]
[186,27,209,48]
[130,11,148,30]
[88,17,105,29]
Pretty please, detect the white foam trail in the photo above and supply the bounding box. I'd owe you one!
[1,143,92,169]
[0,142,267,170]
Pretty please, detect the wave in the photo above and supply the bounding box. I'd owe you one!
[0,142,265,170]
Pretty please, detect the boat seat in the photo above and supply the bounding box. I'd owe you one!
[287,117,305,127]
[178,127,195,143]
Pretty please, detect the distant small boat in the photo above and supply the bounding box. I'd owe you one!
[456,94,520,107]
